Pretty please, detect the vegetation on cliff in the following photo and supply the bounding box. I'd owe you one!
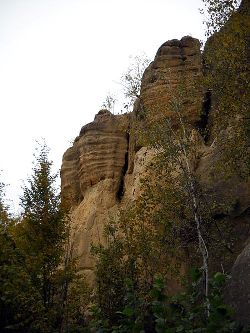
[0,144,89,332]
[0,0,249,332]
[89,0,250,331]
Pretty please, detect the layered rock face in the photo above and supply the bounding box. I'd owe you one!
[61,110,129,206]
[128,36,203,171]
[61,108,156,281]
[61,37,204,281]
[65,147,155,282]
[61,29,250,311]
[139,36,203,125]
[61,110,129,281]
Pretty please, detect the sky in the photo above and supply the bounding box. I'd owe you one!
[0,0,206,213]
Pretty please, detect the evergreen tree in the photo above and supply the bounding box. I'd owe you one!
[0,178,12,230]
[0,178,43,332]
[19,143,66,311]
[16,143,90,332]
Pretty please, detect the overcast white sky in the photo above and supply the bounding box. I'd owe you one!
[0,0,206,213]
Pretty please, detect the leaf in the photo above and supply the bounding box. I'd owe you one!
[189,267,202,283]
[213,272,226,286]
[122,306,134,317]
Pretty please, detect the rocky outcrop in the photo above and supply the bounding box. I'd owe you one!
[196,3,250,323]
[69,178,119,282]
[67,147,155,282]
[227,241,250,325]
[61,29,250,294]
[61,108,156,281]
[61,36,204,208]
[128,36,204,171]
[61,110,129,206]
[196,0,250,219]
[139,36,203,125]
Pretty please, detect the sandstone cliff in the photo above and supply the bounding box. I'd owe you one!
[140,36,203,125]
[61,109,129,206]
[61,36,205,281]
[61,20,249,321]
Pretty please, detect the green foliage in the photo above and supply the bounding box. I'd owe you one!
[202,0,250,179]
[151,275,168,333]
[112,278,145,333]
[0,144,90,332]
[0,179,9,228]
[90,7,250,330]
[91,191,186,327]
[201,0,240,36]
[0,224,43,332]
[91,239,128,325]
[18,143,66,311]
[151,270,244,333]
[101,93,116,114]
[0,178,43,332]
[87,304,109,332]
[121,53,150,109]
[89,269,243,332]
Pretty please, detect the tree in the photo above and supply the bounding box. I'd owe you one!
[0,180,9,228]
[88,2,249,328]
[0,178,44,332]
[101,93,116,114]
[92,60,245,327]
[19,143,66,311]
[138,78,212,312]
[90,2,249,331]
[201,0,241,37]
[13,142,83,332]
[4,142,91,333]
[0,227,44,333]
[121,54,150,109]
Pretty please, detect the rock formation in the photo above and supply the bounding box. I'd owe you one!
[61,36,205,281]
[203,1,250,323]
[140,36,203,125]
[61,109,129,206]
[61,24,250,322]
[226,241,250,326]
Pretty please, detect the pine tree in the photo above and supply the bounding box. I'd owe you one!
[19,143,67,316]
[8,143,90,332]
[0,178,43,332]
[0,179,9,229]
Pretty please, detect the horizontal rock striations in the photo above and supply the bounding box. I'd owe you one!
[61,32,249,302]
[60,37,206,281]
[139,36,203,125]
[61,36,204,209]
[61,110,129,206]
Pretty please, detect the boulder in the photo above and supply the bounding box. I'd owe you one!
[227,241,250,325]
